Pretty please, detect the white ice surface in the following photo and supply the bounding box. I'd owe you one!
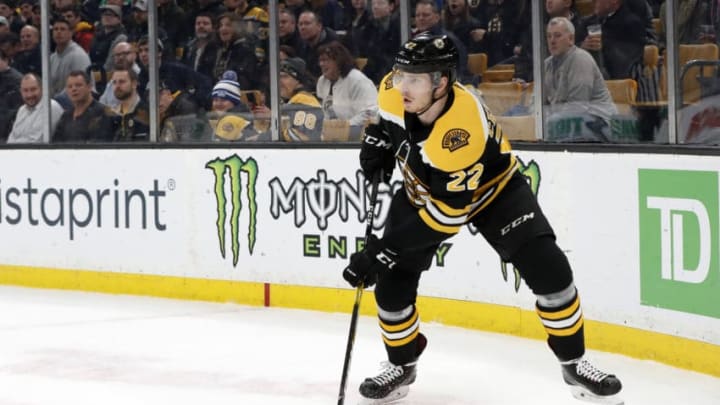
[0,286,718,405]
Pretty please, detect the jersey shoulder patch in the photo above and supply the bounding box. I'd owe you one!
[423,84,488,172]
[377,72,404,122]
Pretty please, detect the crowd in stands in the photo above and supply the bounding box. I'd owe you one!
[0,0,718,144]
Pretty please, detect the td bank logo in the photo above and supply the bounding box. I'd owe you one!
[639,169,719,319]
[206,155,259,266]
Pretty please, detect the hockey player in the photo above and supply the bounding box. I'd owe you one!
[342,33,623,404]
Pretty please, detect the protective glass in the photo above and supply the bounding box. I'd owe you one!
[391,69,434,93]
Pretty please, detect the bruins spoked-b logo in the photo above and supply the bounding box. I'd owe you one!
[206,155,259,266]
[442,128,470,152]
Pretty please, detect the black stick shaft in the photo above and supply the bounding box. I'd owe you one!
[337,172,381,405]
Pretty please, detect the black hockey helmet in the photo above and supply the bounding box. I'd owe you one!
[394,32,458,83]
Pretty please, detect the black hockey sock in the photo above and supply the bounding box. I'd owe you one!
[379,304,421,365]
[536,290,585,362]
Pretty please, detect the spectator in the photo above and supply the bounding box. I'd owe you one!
[157,79,206,142]
[49,18,91,97]
[0,48,21,142]
[225,0,269,44]
[514,0,583,82]
[412,0,471,83]
[28,2,39,28]
[228,0,269,73]
[308,0,347,32]
[182,12,216,80]
[345,0,372,56]
[279,8,306,57]
[207,70,257,141]
[297,10,338,80]
[284,0,308,21]
[89,4,127,72]
[12,24,40,75]
[544,16,617,137]
[316,41,378,139]
[658,0,714,46]
[99,41,140,108]
[279,44,296,61]
[0,30,18,62]
[443,0,484,53]
[0,15,9,34]
[18,0,34,24]
[576,0,647,80]
[357,0,401,84]
[53,70,115,143]
[109,67,150,142]
[157,0,190,59]
[137,36,213,109]
[103,0,135,27]
[252,58,324,141]
[0,0,25,34]
[210,70,250,114]
[206,12,260,89]
[127,0,170,57]
[7,73,64,144]
[60,5,94,53]
[472,0,530,67]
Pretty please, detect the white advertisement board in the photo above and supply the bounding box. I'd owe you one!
[0,148,719,347]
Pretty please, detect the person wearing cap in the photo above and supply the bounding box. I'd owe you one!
[89,3,128,72]
[0,0,24,33]
[252,57,324,142]
[126,0,170,56]
[209,70,264,142]
[210,70,250,114]
[342,33,624,404]
[49,17,91,97]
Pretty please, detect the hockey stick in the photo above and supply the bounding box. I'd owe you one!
[337,171,381,405]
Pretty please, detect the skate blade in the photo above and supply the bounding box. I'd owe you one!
[569,386,624,405]
[358,386,409,404]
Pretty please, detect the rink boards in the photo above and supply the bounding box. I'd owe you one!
[0,148,718,377]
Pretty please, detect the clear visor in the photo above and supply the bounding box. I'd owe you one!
[391,68,436,93]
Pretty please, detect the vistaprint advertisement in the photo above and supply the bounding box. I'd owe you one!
[0,148,719,347]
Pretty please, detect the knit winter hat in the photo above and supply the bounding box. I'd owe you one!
[212,70,243,105]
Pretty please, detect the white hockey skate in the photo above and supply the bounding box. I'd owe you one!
[562,358,624,405]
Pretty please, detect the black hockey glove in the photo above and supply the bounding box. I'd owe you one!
[342,235,399,288]
[360,126,394,183]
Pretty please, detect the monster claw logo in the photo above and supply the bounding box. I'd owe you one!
[206,155,259,266]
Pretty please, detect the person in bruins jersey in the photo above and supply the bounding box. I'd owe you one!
[342,33,623,404]
[252,57,323,141]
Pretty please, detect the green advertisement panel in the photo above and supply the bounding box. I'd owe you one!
[638,169,720,319]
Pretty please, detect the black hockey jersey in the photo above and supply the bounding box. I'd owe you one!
[371,73,518,257]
